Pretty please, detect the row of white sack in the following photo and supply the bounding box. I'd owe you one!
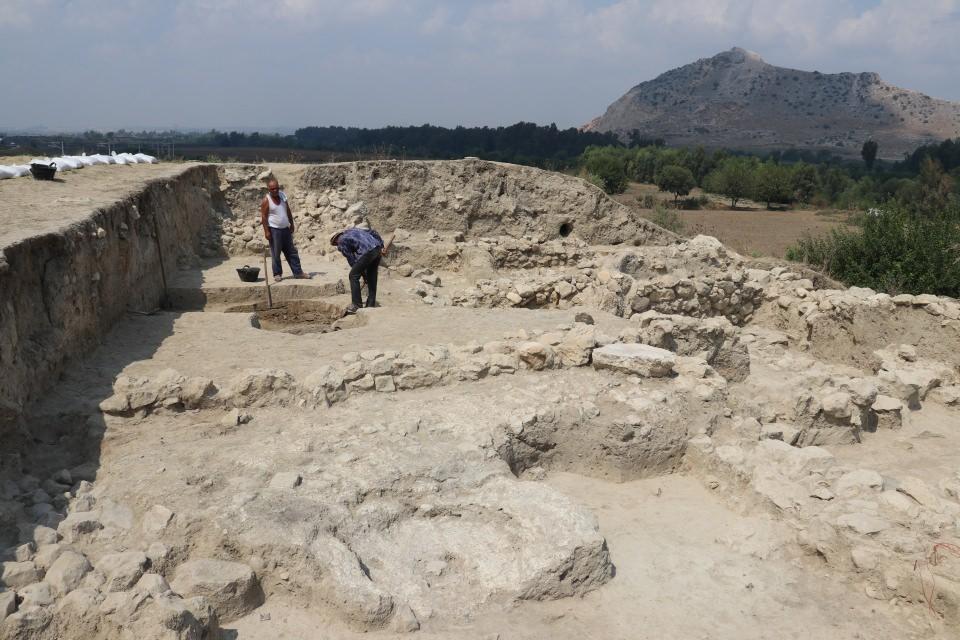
[0,152,159,180]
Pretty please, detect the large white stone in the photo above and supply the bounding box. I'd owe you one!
[170,559,263,622]
[97,551,148,592]
[592,343,676,377]
[45,550,91,595]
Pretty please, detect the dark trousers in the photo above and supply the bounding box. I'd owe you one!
[268,226,303,277]
[349,247,381,307]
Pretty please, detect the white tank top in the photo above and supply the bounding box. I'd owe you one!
[266,191,291,229]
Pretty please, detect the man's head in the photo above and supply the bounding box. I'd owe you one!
[267,179,280,194]
[329,230,344,246]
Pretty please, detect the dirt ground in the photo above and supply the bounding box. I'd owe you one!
[229,474,926,640]
[0,162,192,248]
[611,182,850,258]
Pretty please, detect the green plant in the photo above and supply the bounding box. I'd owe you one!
[754,162,794,207]
[633,193,659,208]
[704,158,756,207]
[581,146,629,194]
[650,204,686,235]
[786,204,960,296]
[861,140,879,170]
[679,195,709,210]
[655,165,696,204]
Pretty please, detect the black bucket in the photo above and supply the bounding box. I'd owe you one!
[30,163,57,181]
[236,265,261,282]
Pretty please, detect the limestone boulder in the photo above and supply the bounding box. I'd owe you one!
[592,343,675,378]
[1,561,39,589]
[45,550,91,595]
[97,551,149,592]
[170,559,263,622]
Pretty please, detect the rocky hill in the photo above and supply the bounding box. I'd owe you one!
[586,47,960,158]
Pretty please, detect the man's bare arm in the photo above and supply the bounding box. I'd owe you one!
[285,197,295,234]
[260,198,271,240]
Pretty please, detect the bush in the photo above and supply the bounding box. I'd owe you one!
[638,193,657,208]
[649,204,686,235]
[679,195,709,210]
[786,204,960,296]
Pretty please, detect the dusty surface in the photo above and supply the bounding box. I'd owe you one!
[0,163,194,249]
[2,161,959,639]
[228,474,926,639]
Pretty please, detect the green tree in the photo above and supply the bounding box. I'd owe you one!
[822,167,853,202]
[705,158,755,208]
[581,146,629,194]
[630,147,658,183]
[754,163,794,207]
[861,140,879,170]
[655,165,696,204]
[918,157,954,212]
[790,162,820,203]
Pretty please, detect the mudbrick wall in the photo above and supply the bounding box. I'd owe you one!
[0,165,225,440]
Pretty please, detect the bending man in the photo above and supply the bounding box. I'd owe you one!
[261,179,309,280]
[330,227,385,314]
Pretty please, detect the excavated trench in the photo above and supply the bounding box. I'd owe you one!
[4,161,958,638]
[225,300,366,334]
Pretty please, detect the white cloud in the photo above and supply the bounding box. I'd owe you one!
[0,0,46,28]
[832,0,960,53]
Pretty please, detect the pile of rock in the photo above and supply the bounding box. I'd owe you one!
[485,236,593,269]
[687,434,960,624]
[629,272,765,325]
[625,311,751,382]
[448,271,600,310]
[1,467,261,638]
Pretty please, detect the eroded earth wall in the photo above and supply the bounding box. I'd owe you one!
[299,159,677,244]
[0,165,224,440]
[219,159,678,257]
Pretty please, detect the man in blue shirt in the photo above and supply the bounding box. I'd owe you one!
[330,227,386,314]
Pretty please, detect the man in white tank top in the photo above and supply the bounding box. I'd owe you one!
[260,179,309,280]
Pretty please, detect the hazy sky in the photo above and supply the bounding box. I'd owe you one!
[1,0,958,132]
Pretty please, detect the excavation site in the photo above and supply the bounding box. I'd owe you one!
[1,159,959,639]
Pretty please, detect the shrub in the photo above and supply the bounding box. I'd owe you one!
[637,193,657,208]
[679,195,709,210]
[786,204,960,296]
[649,204,686,235]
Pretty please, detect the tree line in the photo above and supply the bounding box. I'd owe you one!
[579,139,960,213]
